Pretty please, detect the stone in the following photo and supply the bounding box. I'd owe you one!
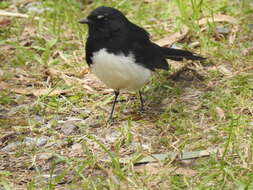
[36,137,48,146]
[37,153,54,161]
[1,142,22,152]
[60,123,77,135]
[24,137,36,146]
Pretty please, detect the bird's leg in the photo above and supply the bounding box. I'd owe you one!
[108,90,120,122]
[139,90,144,112]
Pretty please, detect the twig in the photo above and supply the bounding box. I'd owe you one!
[155,14,239,47]
[233,66,253,75]
[0,10,40,20]
[118,148,220,164]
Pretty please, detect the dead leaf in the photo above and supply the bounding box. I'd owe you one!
[135,163,161,175]
[233,66,253,75]
[207,63,233,76]
[46,68,113,93]
[0,10,40,20]
[189,41,200,48]
[79,67,90,76]
[215,107,225,119]
[229,24,239,44]
[0,18,11,28]
[22,24,37,37]
[0,132,17,146]
[198,14,238,25]
[0,81,72,96]
[37,152,54,161]
[217,64,233,76]
[174,167,197,176]
[144,0,155,3]
[20,23,37,46]
[24,0,35,3]
[70,143,84,155]
[155,25,189,47]
[199,14,238,44]
[241,47,253,56]
[135,163,197,177]
[26,88,72,96]
[47,68,96,92]
[155,14,238,47]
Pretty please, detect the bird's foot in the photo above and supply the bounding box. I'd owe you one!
[139,106,145,113]
[107,117,116,125]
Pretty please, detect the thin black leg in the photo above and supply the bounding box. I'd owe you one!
[108,90,119,121]
[139,90,144,112]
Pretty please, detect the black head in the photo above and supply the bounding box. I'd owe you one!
[79,6,128,39]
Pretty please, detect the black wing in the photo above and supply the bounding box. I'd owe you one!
[127,22,169,71]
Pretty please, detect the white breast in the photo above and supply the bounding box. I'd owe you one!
[91,48,151,91]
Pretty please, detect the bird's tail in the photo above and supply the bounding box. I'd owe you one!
[161,47,205,61]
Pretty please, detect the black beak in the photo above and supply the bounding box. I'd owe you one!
[78,18,92,24]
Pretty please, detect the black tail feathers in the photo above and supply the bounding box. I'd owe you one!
[161,47,205,61]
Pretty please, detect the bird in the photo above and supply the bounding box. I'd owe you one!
[79,6,205,121]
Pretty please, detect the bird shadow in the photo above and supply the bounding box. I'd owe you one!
[121,67,208,121]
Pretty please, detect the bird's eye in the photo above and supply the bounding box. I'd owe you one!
[97,15,105,19]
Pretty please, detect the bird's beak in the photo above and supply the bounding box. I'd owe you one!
[78,18,92,24]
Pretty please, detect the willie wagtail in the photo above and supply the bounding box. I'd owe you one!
[79,6,205,121]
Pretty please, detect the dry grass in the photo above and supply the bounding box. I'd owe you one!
[0,0,253,189]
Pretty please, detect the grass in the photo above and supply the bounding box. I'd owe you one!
[0,0,253,189]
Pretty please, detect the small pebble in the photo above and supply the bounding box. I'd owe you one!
[36,137,48,146]
[33,115,44,123]
[60,123,77,135]
[71,143,83,154]
[105,131,120,143]
[72,143,82,150]
[37,153,54,161]
[1,142,22,152]
[142,144,151,151]
[1,136,48,152]
[24,137,36,146]
[122,109,130,114]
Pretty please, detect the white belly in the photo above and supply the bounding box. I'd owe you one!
[91,48,151,91]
